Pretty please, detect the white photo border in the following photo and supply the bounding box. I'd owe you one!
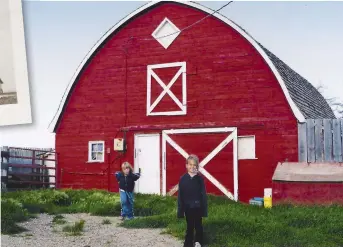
[0,0,32,126]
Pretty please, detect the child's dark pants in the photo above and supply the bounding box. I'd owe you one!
[184,207,203,247]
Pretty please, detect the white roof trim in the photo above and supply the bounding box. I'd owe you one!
[48,0,305,133]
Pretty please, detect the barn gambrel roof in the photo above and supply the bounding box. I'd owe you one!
[260,46,336,119]
[228,20,336,120]
[49,0,336,132]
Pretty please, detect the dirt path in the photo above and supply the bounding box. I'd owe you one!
[1,213,183,247]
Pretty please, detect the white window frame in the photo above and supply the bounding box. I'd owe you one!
[147,61,187,116]
[238,135,257,160]
[88,141,105,163]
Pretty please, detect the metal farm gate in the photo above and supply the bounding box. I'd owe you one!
[298,119,343,162]
[1,146,57,191]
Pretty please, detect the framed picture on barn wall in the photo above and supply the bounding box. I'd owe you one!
[0,0,32,126]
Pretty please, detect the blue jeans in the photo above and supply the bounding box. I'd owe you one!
[119,190,134,219]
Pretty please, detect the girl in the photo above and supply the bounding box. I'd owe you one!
[115,162,140,220]
[177,154,208,247]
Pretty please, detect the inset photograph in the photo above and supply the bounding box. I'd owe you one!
[0,0,32,126]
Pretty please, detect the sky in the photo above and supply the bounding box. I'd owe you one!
[0,1,342,149]
[0,0,16,93]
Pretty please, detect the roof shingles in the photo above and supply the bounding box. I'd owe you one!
[260,46,336,119]
[229,19,336,119]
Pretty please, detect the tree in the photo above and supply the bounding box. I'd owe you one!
[316,84,343,118]
[331,101,343,118]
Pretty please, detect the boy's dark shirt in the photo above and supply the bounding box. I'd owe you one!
[115,171,140,192]
[177,173,208,218]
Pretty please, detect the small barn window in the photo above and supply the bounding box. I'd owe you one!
[238,136,256,160]
[88,141,105,162]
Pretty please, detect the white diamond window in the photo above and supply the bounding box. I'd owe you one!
[152,18,180,49]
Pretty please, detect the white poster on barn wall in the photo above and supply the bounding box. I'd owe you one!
[0,0,32,126]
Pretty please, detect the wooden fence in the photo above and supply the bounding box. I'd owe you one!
[298,119,343,162]
[1,146,57,191]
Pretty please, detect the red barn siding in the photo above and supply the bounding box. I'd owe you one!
[55,2,298,203]
[273,182,343,205]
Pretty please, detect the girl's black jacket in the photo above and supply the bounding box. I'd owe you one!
[177,173,208,218]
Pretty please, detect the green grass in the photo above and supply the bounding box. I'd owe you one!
[62,219,85,236]
[102,218,111,224]
[123,195,343,247]
[52,215,67,225]
[1,198,30,234]
[1,189,120,234]
[1,189,343,247]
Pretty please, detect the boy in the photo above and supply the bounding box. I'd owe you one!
[177,154,208,247]
[115,162,140,220]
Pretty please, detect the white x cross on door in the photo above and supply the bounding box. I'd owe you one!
[162,127,238,201]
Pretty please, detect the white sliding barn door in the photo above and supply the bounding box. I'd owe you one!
[162,127,238,201]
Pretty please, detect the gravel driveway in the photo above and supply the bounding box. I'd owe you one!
[1,213,182,247]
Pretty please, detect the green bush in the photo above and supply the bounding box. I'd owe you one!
[62,219,85,236]
[0,189,118,234]
[51,191,71,206]
[52,215,67,225]
[86,191,120,215]
[102,219,111,224]
[133,193,176,216]
[1,198,29,234]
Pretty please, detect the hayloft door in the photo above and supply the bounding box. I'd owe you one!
[134,134,160,194]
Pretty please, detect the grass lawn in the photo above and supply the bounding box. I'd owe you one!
[1,189,343,247]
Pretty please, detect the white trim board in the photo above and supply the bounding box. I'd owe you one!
[48,0,305,132]
[164,127,236,134]
[162,127,238,201]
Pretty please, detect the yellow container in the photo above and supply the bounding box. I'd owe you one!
[264,196,272,208]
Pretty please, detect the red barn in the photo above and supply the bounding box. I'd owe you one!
[49,1,336,203]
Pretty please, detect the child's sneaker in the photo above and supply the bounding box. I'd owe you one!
[119,216,125,221]
[194,242,201,247]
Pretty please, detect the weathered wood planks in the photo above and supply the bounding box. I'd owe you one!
[298,119,343,162]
